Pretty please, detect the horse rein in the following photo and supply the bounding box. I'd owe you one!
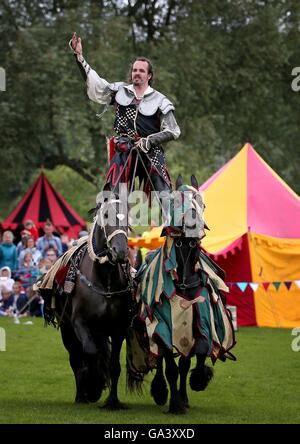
[76,267,132,299]
[55,269,132,329]
[94,198,128,263]
[110,145,168,220]
[85,197,132,297]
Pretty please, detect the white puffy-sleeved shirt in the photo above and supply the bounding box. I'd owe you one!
[86,67,181,141]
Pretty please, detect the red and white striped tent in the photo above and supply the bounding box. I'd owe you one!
[2,173,87,238]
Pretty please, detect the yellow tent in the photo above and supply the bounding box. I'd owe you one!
[199,144,300,328]
[128,144,300,327]
[128,226,165,250]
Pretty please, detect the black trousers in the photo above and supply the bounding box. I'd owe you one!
[105,148,171,193]
[105,149,171,224]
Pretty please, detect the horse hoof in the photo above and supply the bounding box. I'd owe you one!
[190,365,214,391]
[102,401,128,410]
[179,395,190,409]
[75,397,89,404]
[167,406,186,415]
[151,377,168,406]
[87,391,103,403]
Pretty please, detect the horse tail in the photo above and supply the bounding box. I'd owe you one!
[125,324,148,394]
[39,288,57,327]
[126,366,144,395]
[86,336,111,403]
[150,355,168,406]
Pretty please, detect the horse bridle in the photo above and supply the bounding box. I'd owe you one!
[76,264,133,299]
[174,238,201,292]
[76,197,132,300]
[97,198,128,260]
[172,204,203,292]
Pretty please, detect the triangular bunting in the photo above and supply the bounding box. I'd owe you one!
[273,282,281,291]
[237,282,248,292]
[249,283,259,292]
[284,282,292,290]
[262,282,270,291]
[295,280,300,289]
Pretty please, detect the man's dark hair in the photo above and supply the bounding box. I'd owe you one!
[128,57,154,86]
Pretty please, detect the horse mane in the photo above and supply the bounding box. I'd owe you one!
[88,206,98,218]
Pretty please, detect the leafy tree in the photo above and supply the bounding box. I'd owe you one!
[1,0,299,221]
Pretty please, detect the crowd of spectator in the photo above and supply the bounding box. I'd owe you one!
[0,219,81,319]
[0,218,147,320]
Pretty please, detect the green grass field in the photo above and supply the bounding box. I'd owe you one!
[0,317,299,424]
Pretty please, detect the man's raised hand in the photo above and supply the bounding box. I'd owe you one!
[71,32,82,56]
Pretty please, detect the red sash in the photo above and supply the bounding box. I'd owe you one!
[107,137,116,163]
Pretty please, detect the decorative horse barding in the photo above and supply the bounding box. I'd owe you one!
[38,190,133,408]
[131,175,236,414]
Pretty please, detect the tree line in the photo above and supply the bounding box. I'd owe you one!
[1,0,299,219]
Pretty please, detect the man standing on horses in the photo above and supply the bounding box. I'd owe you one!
[70,33,180,197]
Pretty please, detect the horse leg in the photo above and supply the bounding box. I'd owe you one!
[178,356,191,408]
[151,355,168,406]
[73,317,98,354]
[163,349,186,414]
[190,338,214,391]
[103,335,127,410]
[73,317,107,403]
[60,323,89,403]
[73,357,89,403]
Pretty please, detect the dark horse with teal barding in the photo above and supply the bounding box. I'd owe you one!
[129,175,236,414]
[39,189,133,408]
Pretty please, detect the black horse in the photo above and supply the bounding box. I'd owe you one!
[150,232,214,413]
[134,175,235,414]
[48,191,132,408]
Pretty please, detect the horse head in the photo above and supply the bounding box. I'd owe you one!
[161,175,207,287]
[94,187,128,264]
[161,174,206,240]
